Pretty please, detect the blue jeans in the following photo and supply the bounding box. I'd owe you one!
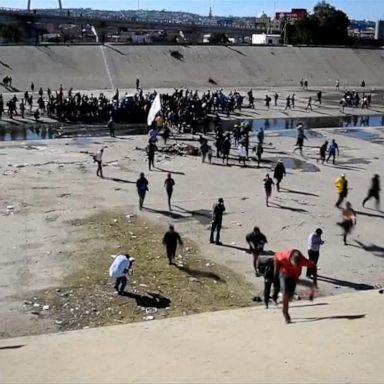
[114,276,127,294]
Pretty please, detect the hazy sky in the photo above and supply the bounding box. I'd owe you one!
[1,0,382,20]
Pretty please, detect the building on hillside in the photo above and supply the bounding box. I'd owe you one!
[349,27,375,40]
[275,8,307,23]
[252,33,282,45]
[375,20,384,40]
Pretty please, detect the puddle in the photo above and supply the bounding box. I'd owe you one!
[279,157,320,173]
[251,115,384,131]
[0,124,147,141]
[1,114,384,142]
[0,125,59,141]
[333,128,383,143]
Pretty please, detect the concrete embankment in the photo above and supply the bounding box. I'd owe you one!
[0,290,383,383]
[0,45,384,91]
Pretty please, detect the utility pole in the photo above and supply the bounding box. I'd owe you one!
[27,0,62,11]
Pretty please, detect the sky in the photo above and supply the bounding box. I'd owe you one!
[1,0,382,21]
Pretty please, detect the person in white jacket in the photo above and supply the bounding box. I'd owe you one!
[109,254,135,295]
[238,142,247,167]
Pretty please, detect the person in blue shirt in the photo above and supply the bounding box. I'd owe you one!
[326,139,340,164]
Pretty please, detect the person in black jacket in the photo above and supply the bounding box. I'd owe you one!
[273,160,286,192]
[210,198,226,245]
[222,134,231,165]
[162,225,183,265]
[362,174,380,210]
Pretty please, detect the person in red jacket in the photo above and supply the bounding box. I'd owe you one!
[274,249,317,324]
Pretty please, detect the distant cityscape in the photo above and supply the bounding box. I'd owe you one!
[0,5,381,44]
[11,6,377,33]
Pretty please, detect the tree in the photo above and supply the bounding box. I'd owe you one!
[0,25,22,43]
[286,1,350,45]
[209,33,229,44]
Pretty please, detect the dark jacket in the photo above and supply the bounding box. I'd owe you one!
[274,163,286,180]
[212,202,226,223]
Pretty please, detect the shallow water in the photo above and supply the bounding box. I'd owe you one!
[1,114,384,141]
[251,115,384,131]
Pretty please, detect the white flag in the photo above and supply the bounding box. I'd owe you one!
[91,26,99,43]
[147,94,161,126]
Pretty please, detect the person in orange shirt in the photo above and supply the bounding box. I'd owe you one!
[274,249,317,324]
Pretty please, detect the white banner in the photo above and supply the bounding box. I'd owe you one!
[147,94,161,126]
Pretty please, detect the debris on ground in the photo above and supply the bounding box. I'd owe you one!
[24,212,254,333]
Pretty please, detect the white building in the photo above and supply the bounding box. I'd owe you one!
[252,33,282,45]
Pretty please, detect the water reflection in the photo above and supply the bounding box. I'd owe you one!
[251,115,384,131]
[0,113,384,142]
[0,125,59,141]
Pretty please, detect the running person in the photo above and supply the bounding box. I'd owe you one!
[338,202,357,245]
[246,226,268,273]
[136,172,149,210]
[162,225,183,265]
[263,174,274,207]
[362,174,380,209]
[273,160,286,192]
[164,173,175,210]
[274,249,317,323]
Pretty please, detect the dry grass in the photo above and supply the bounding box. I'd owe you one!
[28,211,254,332]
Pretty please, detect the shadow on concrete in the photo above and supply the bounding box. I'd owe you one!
[121,292,171,308]
[293,314,365,323]
[280,188,319,197]
[270,203,308,213]
[354,240,384,257]
[317,275,374,290]
[0,344,25,350]
[355,210,384,219]
[290,302,329,309]
[144,207,186,219]
[153,167,186,175]
[325,163,365,171]
[170,50,184,61]
[104,177,134,184]
[105,45,126,56]
[175,264,225,283]
[172,205,212,225]
[226,46,247,57]
[220,243,250,253]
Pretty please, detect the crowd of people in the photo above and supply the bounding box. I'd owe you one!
[1,78,381,324]
[98,106,381,324]
[0,77,375,128]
